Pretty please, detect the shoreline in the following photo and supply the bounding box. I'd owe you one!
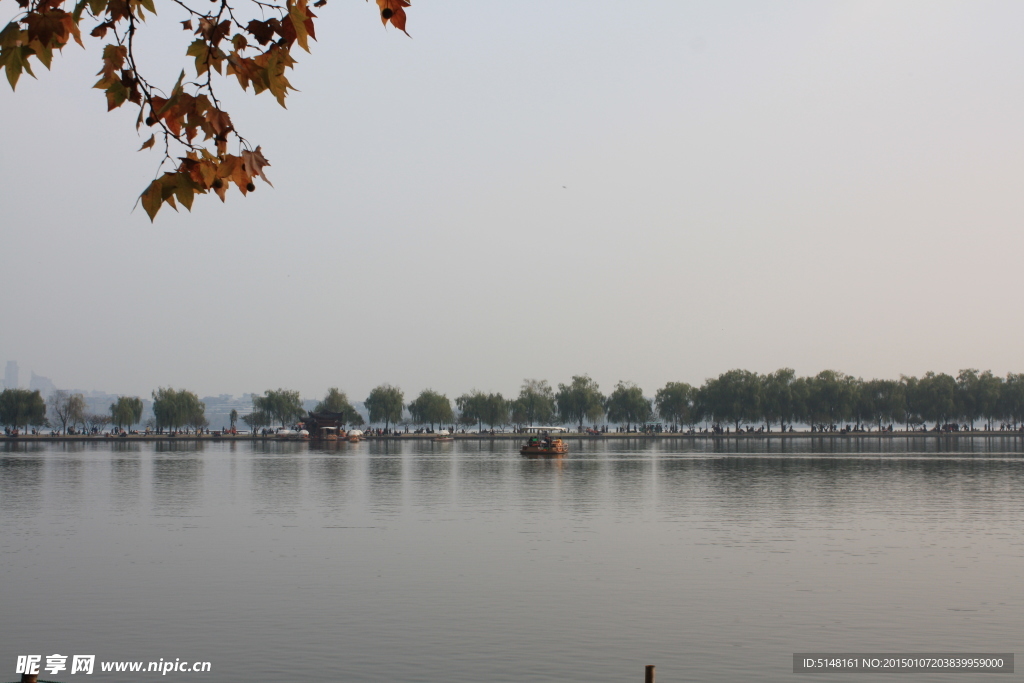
[3,431,1024,443]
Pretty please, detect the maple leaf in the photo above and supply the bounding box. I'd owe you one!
[375,0,410,35]
[241,146,272,186]
[245,19,275,46]
[90,21,114,38]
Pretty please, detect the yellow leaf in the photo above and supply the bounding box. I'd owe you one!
[139,178,163,221]
[139,134,154,151]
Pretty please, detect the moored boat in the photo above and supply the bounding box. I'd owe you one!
[520,433,568,456]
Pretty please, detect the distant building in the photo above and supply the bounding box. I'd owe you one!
[29,372,56,398]
[4,361,19,390]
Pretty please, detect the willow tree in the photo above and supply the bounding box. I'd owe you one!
[511,379,556,426]
[2,0,413,219]
[314,387,362,426]
[702,369,760,431]
[241,410,269,433]
[455,391,508,430]
[365,384,403,430]
[455,390,486,430]
[605,381,651,431]
[655,381,694,431]
[151,387,205,432]
[555,375,604,428]
[110,395,144,429]
[1000,373,1024,428]
[759,368,797,431]
[0,388,47,431]
[407,389,452,429]
[252,388,304,427]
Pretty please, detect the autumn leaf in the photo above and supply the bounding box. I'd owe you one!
[139,175,166,220]
[285,0,316,52]
[8,0,417,219]
[245,19,275,46]
[90,21,114,38]
[3,45,36,90]
[186,38,210,75]
[241,146,272,186]
[374,0,410,35]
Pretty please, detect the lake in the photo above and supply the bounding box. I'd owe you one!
[2,438,1023,682]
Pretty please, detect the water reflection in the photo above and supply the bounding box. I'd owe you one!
[152,455,203,514]
[110,454,142,513]
[154,440,207,454]
[3,439,1024,683]
[608,456,652,515]
[410,450,452,510]
[250,454,302,516]
[367,453,403,515]
[307,455,354,510]
[48,454,85,513]
[0,456,44,515]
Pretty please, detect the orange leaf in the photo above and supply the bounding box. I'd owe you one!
[375,0,410,35]
[241,146,272,186]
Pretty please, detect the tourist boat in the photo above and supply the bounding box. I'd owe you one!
[520,427,569,456]
[433,429,454,443]
[347,429,364,443]
[319,426,341,441]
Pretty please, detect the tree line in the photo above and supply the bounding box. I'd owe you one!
[3,369,1024,434]
[244,370,1024,433]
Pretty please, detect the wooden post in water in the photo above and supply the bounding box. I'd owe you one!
[644,664,655,683]
[22,673,38,683]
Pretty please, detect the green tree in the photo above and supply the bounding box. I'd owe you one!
[252,388,304,427]
[702,369,760,430]
[915,372,957,427]
[2,0,415,219]
[480,393,509,430]
[999,373,1024,428]
[759,368,796,430]
[242,410,270,434]
[858,379,904,430]
[957,369,1002,430]
[556,375,605,428]
[408,389,453,429]
[229,408,239,429]
[152,387,206,432]
[48,389,86,434]
[314,387,363,425]
[110,395,144,430]
[806,370,855,427]
[0,388,47,432]
[365,384,404,431]
[901,375,923,429]
[655,381,694,430]
[455,390,486,430]
[511,379,556,426]
[605,381,651,431]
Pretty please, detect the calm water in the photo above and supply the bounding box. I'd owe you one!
[2,438,1023,683]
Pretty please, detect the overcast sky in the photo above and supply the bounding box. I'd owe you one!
[1,1,1022,401]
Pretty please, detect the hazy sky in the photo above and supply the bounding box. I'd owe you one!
[1,1,1022,401]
